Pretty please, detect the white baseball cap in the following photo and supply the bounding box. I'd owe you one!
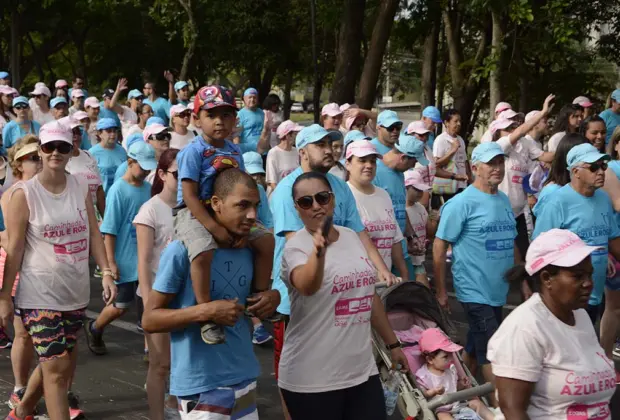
[39,121,72,145]
[29,86,51,97]
[276,120,304,138]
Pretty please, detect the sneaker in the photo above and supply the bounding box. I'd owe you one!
[446,249,453,263]
[7,388,25,409]
[136,320,144,334]
[143,349,149,363]
[5,409,34,420]
[252,325,273,345]
[0,330,12,349]
[612,341,620,360]
[84,320,107,355]
[93,266,102,278]
[68,391,84,419]
[200,322,225,344]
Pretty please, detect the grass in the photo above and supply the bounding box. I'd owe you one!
[289,112,313,123]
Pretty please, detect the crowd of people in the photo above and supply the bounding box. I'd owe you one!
[0,67,619,419]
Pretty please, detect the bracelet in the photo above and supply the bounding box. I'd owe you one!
[386,341,401,350]
[102,269,116,279]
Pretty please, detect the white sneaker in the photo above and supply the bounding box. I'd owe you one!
[612,342,620,359]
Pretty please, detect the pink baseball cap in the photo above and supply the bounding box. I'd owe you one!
[84,97,100,108]
[9,88,18,96]
[345,139,382,160]
[490,118,515,134]
[72,110,88,121]
[170,104,190,117]
[525,229,603,276]
[404,170,431,191]
[340,103,358,112]
[143,123,169,141]
[419,328,463,353]
[498,109,518,120]
[71,89,85,99]
[55,79,68,89]
[494,102,512,114]
[39,121,72,145]
[406,121,431,136]
[573,96,593,108]
[525,110,541,123]
[58,116,81,130]
[0,86,12,96]
[321,103,343,117]
[29,86,51,97]
[276,120,303,138]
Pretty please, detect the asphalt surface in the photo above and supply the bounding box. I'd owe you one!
[0,262,617,419]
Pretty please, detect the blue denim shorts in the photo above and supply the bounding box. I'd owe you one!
[462,302,503,365]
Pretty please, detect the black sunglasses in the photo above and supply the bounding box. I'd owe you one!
[295,191,333,210]
[40,141,72,155]
[167,170,178,179]
[153,132,171,141]
[383,124,402,132]
[13,104,28,110]
[20,155,41,162]
[581,161,608,172]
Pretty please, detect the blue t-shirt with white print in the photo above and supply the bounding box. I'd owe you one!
[436,185,517,307]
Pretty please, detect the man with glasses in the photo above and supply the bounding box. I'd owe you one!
[68,75,88,99]
[2,97,41,152]
[533,143,620,360]
[371,110,403,155]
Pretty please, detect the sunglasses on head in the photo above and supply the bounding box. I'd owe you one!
[40,141,72,155]
[13,104,28,110]
[20,154,41,162]
[295,191,333,210]
[581,161,608,172]
[383,124,403,132]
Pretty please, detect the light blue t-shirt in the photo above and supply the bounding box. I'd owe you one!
[89,143,128,194]
[532,183,561,217]
[100,179,151,284]
[373,161,406,233]
[2,120,41,152]
[144,96,171,124]
[237,107,265,154]
[370,138,392,156]
[98,101,122,128]
[270,167,365,315]
[600,108,620,145]
[533,184,620,305]
[176,136,245,205]
[170,99,190,108]
[257,184,273,229]
[427,133,435,151]
[436,185,517,306]
[610,161,620,228]
[114,161,129,182]
[153,241,259,396]
[79,129,91,150]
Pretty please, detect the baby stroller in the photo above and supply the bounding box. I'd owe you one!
[372,281,495,419]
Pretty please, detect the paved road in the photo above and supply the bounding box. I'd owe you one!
[0,265,618,419]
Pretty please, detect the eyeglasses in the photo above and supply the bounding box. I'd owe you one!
[167,170,178,179]
[295,191,334,210]
[13,104,28,110]
[20,155,41,162]
[383,124,402,132]
[177,111,191,118]
[580,161,608,172]
[153,132,171,141]
[40,141,72,154]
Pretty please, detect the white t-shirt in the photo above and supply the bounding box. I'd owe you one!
[497,136,544,217]
[280,226,378,393]
[547,131,566,153]
[347,183,404,270]
[32,108,55,126]
[415,364,458,412]
[488,293,615,420]
[328,164,347,180]
[405,202,428,266]
[480,128,493,144]
[66,150,102,205]
[265,146,299,186]
[122,124,143,150]
[170,131,196,150]
[413,147,437,185]
[132,195,173,279]
[432,132,467,190]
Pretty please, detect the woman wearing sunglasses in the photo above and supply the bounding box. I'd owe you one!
[169,104,195,150]
[89,117,128,194]
[279,171,409,420]
[2,96,41,152]
[0,122,117,420]
[64,116,106,217]
[144,122,171,184]
[133,148,179,420]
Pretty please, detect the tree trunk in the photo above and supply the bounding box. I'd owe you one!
[489,8,504,120]
[10,8,20,88]
[514,39,528,113]
[421,9,440,108]
[310,0,320,123]
[436,28,448,114]
[357,0,400,109]
[330,0,366,105]
[283,68,294,120]
[26,34,45,82]
[178,0,197,81]
[259,64,277,104]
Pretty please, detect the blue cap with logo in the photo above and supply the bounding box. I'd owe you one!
[344,130,371,149]
[566,143,610,170]
[128,89,143,100]
[377,110,402,128]
[611,89,620,102]
[128,141,158,171]
[422,106,442,123]
[471,142,506,164]
[146,116,165,127]
[96,118,119,130]
[50,97,67,108]
[243,152,265,175]
[0,72,8,80]
[296,124,342,149]
[12,96,28,107]
[395,134,429,165]
[174,81,189,91]
[126,133,144,150]
[244,87,258,97]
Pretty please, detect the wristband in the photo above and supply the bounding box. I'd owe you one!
[102,269,116,279]
[386,341,401,350]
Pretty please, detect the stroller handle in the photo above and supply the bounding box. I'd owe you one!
[427,382,495,411]
[375,281,388,289]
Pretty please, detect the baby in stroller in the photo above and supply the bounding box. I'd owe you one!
[415,328,495,420]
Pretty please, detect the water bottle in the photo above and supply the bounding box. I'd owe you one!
[383,371,400,416]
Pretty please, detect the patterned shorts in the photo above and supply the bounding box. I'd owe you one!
[178,380,258,420]
[20,308,86,362]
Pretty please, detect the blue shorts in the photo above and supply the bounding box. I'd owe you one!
[114,281,138,309]
[606,274,620,291]
[462,302,503,365]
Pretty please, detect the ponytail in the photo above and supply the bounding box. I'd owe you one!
[151,148,179,196]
